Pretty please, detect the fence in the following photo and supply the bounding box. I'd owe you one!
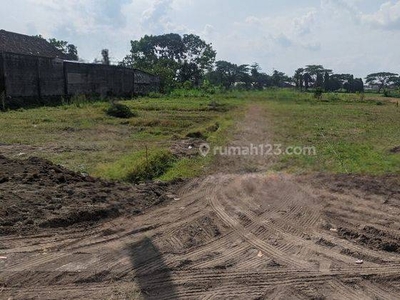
[0,52,160,108]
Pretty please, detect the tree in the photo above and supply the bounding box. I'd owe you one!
[294,68,304,91]
[272,70,289,87]
[343,75,354,93]
[121,33,216,90]
[304,65,332,89]
[323,71,330,91]
[305,65,325,76]
[208,61,249,89]
[101,49,110,65]
[328,75,342,91]
[251,64,272,90]
[304,73,312,91]
[48,38,78,60]
[316,72,324,88]
[365,72,398,93]
[353,78,364,93]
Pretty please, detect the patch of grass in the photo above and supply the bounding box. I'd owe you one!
[106,103,137,118]
[3,89,395,180]
[263,90,400,175]
[97,149,176,183]
[160,157,206,181]
[0,92,244,181]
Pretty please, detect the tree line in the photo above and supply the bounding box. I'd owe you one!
[39,33,400,94]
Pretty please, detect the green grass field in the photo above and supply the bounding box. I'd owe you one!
[0,89,398,181]
[261,90,400,175]
[0,92,246,181]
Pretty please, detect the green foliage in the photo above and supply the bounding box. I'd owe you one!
[100,149,176,183]
[183,80,193,90]
[106,103,136,118]
[201,79,220,94]
[127,150,175,183]
[47,38,78,60]
[207,61,251,89]
[122,33,216,90]
[314,88,323,100]
[69,94,90,107]
[147,92,163,98]
[365,72,399,93]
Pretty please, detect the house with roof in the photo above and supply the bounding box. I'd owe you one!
[0,30,70,60]
[0,30,159,109]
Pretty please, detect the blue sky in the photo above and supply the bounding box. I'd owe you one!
[1,0,400,78]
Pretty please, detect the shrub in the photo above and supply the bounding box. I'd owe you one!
[106,103,136,118]
[147,92,163,98]
[357,92,365,102]
[183,81,193,90]
[314,88,323,100]
[70,94,90,107]
[383,90,390,97]
[127,150,175,183]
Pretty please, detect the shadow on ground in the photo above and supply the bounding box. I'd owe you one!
[128,237,177,299]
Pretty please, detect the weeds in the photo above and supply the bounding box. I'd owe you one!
[106,103,136,118]
[99,149,176,183]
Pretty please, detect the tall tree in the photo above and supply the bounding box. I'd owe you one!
[323,71,330,91]
[304,65,332,88]
[47,38,79,60]
[208,61,250,89]
[121,33,216,90]
[294,68,304,91]
[251,63,272,90]
[101,49,110,65]
[365,72,399,93]
[272,70,289,87]
[304,73,312,91]
[316,72,324,88]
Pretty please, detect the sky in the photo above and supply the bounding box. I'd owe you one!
[1,0,400,78]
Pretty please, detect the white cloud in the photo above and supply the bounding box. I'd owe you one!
[272,33,293,48]
[1,0,400,77]
[293,10,317,35]
[361,1,400,30]
[141,0,173,32]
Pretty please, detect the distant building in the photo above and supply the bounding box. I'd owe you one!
[0,30,159,109]
[0,29,69,59]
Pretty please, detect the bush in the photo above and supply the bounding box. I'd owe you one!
[314,88,323,100]
[70,94,90,107]
[183,81,193,90]
[127,150,176,183]
[147,92,163,98]
[106,103,136,118]
[384,90,390,97]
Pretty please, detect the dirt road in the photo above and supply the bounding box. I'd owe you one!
[1,104,400,299]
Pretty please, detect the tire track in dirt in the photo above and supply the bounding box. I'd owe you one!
[2,104,400,299]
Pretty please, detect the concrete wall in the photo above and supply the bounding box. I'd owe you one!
[39,58,64,97]
[0,52,160,108]
[134,69,160,95]
[3,52,39,98]
[64,62,136,97]
[0,54,5,97]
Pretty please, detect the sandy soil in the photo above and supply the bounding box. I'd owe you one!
[1,105,400,300]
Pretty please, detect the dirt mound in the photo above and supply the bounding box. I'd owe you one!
[0,155,182,235]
